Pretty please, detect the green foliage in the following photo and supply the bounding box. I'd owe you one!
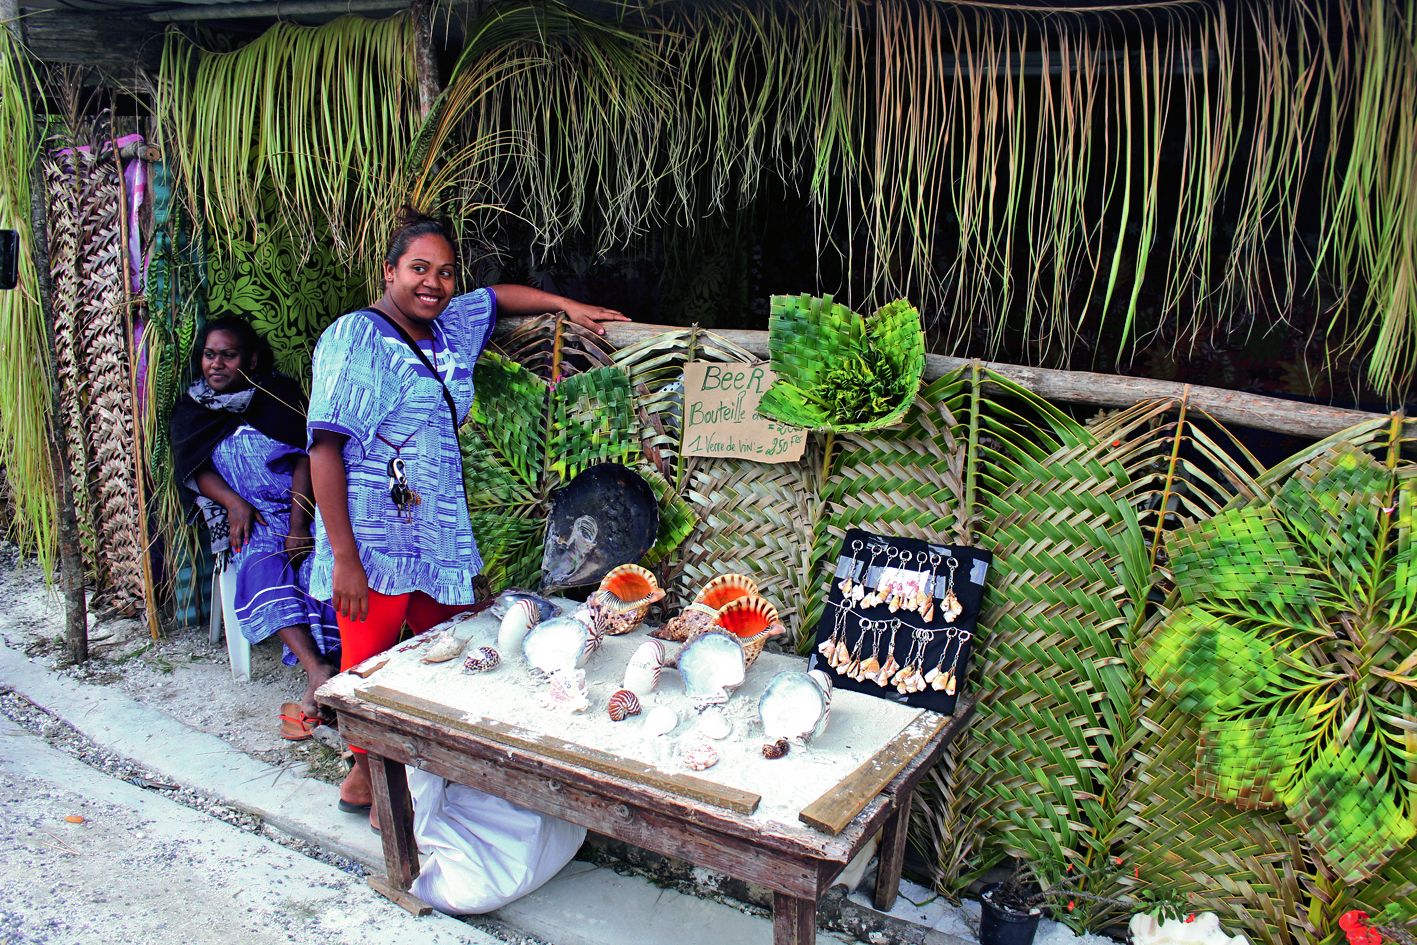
[1146,438,1417,883]
[0,27,56,570]
[758,294,926,433]
[460,337,696,594]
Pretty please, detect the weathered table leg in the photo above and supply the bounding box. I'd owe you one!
[773,892,817,945]
[366,750,430,915]
[873,793,912,911]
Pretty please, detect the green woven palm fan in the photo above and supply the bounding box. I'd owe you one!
[1144,440,1417,884]
[757,293,926,433]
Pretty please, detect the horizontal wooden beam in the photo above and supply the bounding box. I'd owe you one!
[493,317,1387,440]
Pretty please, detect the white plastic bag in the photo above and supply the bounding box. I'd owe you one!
[408,768,587,914]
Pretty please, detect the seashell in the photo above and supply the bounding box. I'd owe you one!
[924,666,941,685]
[654,603,718,644]
[622,638,668,694]
[679,740,720,771]
[522,616,591,679]
[591,564,666,635]
[607,688,642,721]
[759,670,832,743]
[421,630,467,664]
[491,589,562,623]
[497,599,539,657]
[696,707,731,740]
[816,636,837,659]
[715,595,779,638]
[762,737,790,759]
[676,631,746,708]
[693,574,758,611]
[462,646,501,673]
[546,667,589,712]
[643,704,678,738]
[832,639,850,666]
[858,656,881,678]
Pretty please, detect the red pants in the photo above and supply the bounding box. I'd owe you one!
[338,589,468,754]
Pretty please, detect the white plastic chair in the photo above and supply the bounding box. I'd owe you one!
[208,558,252,681]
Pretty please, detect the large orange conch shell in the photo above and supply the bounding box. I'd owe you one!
[714,596,786,668]
[656,574,759,643]
[693,574,758,611]
[588,564,665,635]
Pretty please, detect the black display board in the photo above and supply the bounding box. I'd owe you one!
[807,528,991,715]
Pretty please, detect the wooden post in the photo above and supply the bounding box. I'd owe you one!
[3,0,89,663]
[410,0,439,119]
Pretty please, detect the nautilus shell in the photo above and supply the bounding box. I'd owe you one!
[606,688,643,721]
[622,638,668,695]
[497,599,540,658]
[491,589,562,623]
[758,669,833,744]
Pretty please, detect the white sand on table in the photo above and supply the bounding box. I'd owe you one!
[321,599,926,830]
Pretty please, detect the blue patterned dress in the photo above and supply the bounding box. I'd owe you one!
[210,425,340,662]
[307,288,497,605]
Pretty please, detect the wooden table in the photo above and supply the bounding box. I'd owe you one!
[320,646,973,945]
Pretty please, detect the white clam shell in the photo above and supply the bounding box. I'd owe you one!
[497,599,539,658]
[643,705,678,738]
[696,707,731,740]
[622,638,667,694]
[676,631,746,708]
[759,670,832,743]
[522,616,590,678]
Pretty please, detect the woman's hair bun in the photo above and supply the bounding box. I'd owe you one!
[386,204,457,266]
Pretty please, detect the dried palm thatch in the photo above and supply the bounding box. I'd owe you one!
[157,14,420,262]
[42,127,145,612]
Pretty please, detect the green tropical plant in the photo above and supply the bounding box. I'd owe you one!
[0,24,56,570]
[157,14,420,261]
[757,294,926,433]
[1145,419,1417,886]
[461,320,696,592]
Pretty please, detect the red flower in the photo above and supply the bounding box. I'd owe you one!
[1340,910,1369,932]
[1067,900,1076,912]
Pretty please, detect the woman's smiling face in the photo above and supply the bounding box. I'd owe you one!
[200,329,250,393]
[383,232,456,325]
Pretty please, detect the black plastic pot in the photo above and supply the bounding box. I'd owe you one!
[979,883,1043,945]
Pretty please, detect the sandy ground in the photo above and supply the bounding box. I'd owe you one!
[0,550,347,783]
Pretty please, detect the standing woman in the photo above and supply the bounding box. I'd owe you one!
[171,317,340,737]
[308,207,627,822]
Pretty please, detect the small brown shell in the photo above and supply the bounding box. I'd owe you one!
[462,646,501,674]
[606,688,642,722]
[762,738,790,759]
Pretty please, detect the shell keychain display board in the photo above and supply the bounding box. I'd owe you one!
[807,528,991,715]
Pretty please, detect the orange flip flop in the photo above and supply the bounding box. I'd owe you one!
[278,702,321,741]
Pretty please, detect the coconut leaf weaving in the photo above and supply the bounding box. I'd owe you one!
[461,319,697,594]
[43,134,144,613]
[1145,434,1417,883]
[757,293,925,433]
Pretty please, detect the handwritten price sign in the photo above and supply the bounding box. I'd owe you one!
[680,361,807,463]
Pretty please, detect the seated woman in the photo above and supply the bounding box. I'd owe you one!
[171,317,340,739]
